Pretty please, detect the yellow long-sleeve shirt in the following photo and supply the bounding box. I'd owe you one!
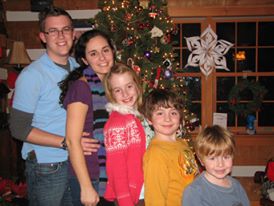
[143,138,198,206]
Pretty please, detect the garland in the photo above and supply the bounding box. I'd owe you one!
[228,80,267,116]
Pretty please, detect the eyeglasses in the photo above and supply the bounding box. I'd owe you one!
[44,26,73,37]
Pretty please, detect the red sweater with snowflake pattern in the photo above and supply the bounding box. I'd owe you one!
[103,103,146,206]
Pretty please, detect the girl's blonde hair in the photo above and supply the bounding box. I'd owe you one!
[195,125,236,161]
[103,63,143,108]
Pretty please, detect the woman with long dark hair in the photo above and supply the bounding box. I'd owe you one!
[59,29,115,206]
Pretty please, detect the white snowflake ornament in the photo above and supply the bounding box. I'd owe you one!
[185,25,233,77]
[150,26,164,38]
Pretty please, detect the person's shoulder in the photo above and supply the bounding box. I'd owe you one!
[68,56,78,68]
[71,79,89,90]
[145,139,169,156]
[108,110,136,122]
[22,54,50,74]
[177,138,190,146]
[66,80,91,103]
[229,176,245,188]
[105,111,127,127]
[184,178,202,195]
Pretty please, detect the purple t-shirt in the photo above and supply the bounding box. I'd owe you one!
[63,79,99,180]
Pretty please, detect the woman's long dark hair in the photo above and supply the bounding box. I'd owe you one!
[59,29,114,106]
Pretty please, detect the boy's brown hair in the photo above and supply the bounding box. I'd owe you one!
[195,125,236,161]
[142,89,184,122]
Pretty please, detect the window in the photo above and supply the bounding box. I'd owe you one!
[173,17,274,133]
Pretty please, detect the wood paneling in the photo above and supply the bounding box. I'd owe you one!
[234,134,274,165]
[6,22,42,49]
[4,0,98,11]
[167,0,274,16]
[54,0,98,10]
[167,0,274,7]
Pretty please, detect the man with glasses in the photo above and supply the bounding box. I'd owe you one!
[9,6,98,206]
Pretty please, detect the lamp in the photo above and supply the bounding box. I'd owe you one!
[8,41,31,71]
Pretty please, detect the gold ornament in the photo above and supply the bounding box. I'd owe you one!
[139,0,149,9]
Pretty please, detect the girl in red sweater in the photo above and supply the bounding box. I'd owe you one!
[103,63,146,206]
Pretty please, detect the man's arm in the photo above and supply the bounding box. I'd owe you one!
[9,108,64,147]
[9,108,100,152]
[9,108,32,141]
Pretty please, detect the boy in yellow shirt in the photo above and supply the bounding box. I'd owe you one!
[142,89,198,206]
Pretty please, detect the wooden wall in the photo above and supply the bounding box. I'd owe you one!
[3,0,99,49]
[234,135,274,165]
[168,0,274,16]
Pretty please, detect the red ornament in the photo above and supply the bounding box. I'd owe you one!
[125,13,132,21]
[149,12,157,18]
[160,34,171,44]
[153,67,162,88]
[150,5,156,10]
[138,23,145,30]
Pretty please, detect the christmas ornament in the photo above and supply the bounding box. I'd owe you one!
[185,25,233,77]
[122,36,134,46]
[152,47,160,53]
[116,50,122,61]
[127,58,141,74]
[160,34,170,44]
[138,22,145,30]
[163,59,172,68]
[144,51,151,59]
[139,0,149,9]
[164,69,172,79]
[145,22,151,29]
[153,67,162,88]
[150,26,164,38]
[149,12,157,18]
[110,25,117,32]
[124,13,132,21]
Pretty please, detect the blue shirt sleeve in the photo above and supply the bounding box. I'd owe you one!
[13,67,42,113]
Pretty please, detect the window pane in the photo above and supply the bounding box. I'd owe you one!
[259,22,274,46]
[221,48,235,72]
[217,103,235,126]
[259,103,274,126]
[182,23,201,47]
[259,77,274,100]
[217,77,235,100]
[236,49,256,72]
[174,49,181,68]
[216,22,235,44]
[237,22,256,46]
[190,103,201,124]
[258,48,274,72]
[172,24,180,47]
[182,49,200,72]
[238,111,256,126]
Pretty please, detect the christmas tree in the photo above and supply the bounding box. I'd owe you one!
[90,0,199,138]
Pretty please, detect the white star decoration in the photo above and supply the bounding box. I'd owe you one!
[185,25,233,77]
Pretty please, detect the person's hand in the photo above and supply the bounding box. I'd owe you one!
[81,187,99,206]
[81,132,100,155]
